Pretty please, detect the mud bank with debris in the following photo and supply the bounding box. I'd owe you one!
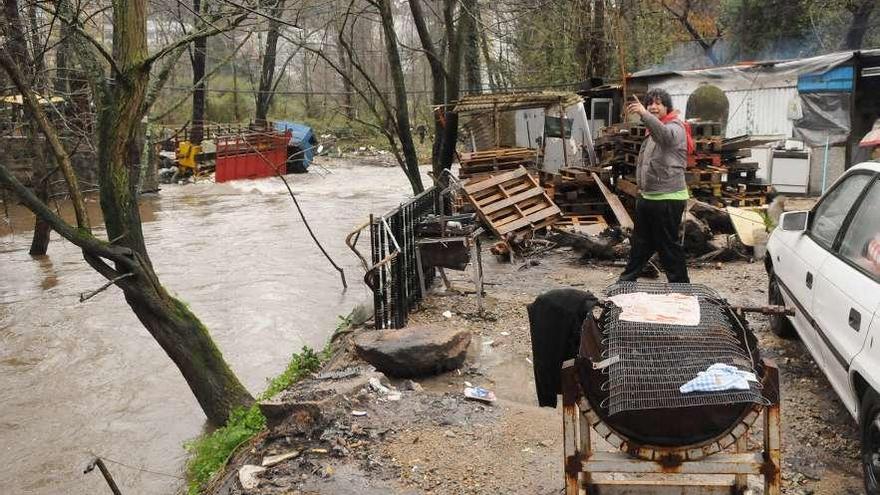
[207,249,863,495]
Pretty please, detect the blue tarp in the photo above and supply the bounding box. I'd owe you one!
[273,120,317,169]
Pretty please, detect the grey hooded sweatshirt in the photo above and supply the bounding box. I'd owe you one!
[636,113,688,194]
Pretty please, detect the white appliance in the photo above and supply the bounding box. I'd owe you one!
[770,149,811,194]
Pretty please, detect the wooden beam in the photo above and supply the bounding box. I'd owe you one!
[592,172,634,230]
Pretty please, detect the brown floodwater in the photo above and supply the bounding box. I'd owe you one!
[0,159,421,494]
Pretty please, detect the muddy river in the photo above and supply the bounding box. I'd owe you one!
[0,159,421,494]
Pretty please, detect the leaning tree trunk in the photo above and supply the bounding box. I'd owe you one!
[101,0,253,424]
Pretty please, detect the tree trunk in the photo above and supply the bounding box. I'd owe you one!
[336,33,355,120]
[3,0,51,255]
[377,0,424,194]
[588,0,607,80]
[410,0,448,176]
[190,0,207,144]
[463,1,481,94]
[840,0,876,50]
[255,0,285,125]
[437,0,469,178]
[303,51,314,118]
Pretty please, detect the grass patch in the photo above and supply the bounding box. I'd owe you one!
[185,346,324,494]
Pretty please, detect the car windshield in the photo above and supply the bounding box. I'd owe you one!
[839,178,880,279]
[810,174,873,248]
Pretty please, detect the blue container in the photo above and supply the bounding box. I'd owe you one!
[797,65,854,93]
[273,121,317,171]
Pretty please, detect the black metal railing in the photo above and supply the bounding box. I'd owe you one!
[370,186,443,329]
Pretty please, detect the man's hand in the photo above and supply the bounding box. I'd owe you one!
[626,95,648,117]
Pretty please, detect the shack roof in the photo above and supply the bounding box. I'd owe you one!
[452,91,582,114]
[630,49,880,82]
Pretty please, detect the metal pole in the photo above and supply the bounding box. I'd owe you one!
[84,458,122,495]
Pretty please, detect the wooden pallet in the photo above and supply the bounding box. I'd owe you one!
[556,214,607,228]
[459,147,535,166]
[688,153,723,168]
[462,166,562,239]
[555,214,609,236]
[458,160,534,178]
[694,137,723,153]
[722,193,767,207]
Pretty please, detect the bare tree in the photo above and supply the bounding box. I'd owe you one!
[658,0,723,65]
[0,0,252,425]
[191,0,208,144]
[840,0,876,49]
[410,0,470,182]
[2,0,51,255]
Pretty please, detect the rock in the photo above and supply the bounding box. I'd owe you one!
[238,465,266,490]
[353,323,471,378]
[682,213,713,255]
[403,379,424,392]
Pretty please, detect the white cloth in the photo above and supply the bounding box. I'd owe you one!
[680,363,758,393]
[608,292,701,326]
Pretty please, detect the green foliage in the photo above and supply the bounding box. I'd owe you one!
[184,346,324,495]
[185,405,265,495]
[260,346,322,401]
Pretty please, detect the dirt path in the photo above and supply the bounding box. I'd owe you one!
[217,249,864,495]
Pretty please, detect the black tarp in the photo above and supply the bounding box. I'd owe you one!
[793,92,851,147]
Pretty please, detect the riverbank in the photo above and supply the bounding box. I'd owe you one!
[207,248,864,495]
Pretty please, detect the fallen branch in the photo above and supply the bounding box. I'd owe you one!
[236,132,348,290]
[79,272,134,302]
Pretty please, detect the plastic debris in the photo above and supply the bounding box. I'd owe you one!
[238,465,266,490]
[464,386,497,403]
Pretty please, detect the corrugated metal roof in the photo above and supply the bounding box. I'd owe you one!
[453,91,582,114]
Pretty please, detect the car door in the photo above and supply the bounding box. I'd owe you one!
[775,172,875,367]
[813,174,880,415]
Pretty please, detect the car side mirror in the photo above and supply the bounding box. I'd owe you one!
[780,211,808,232]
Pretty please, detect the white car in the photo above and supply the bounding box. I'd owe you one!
[766,161,880,494]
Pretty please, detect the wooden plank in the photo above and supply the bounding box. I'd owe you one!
[497,205,562,234]
[463,167,528,194]
[482,188,544,214]
[616,178,640,198]
[592,172,634,230]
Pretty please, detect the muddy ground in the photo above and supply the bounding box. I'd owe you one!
[212,248,864,495]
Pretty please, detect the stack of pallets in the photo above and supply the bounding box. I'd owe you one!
[458,147,537,180]
[461,166,561,241]
[539,166,611,230]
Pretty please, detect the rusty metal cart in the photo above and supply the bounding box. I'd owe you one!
[560,282,782,495]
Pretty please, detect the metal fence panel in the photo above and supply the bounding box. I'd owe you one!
[370,186,441,329]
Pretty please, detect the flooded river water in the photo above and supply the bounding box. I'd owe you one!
[0,159,420,494]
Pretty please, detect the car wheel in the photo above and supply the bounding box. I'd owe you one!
[768,275,796,339]
[861,390,880,495]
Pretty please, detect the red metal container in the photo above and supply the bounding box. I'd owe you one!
[215,130,290,183]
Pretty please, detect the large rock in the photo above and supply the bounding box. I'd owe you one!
[353,324,471,378]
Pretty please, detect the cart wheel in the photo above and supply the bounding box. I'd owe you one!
[863,390,880,495]
[768,275,796,339]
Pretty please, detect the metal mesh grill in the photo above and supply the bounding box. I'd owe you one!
[600,282,768,415]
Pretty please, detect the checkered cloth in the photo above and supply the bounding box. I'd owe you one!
[679,363,758,394]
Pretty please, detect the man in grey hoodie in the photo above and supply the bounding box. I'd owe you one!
[619,88,692,283]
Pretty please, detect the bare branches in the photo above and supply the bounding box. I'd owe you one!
[0,48,91,230]
[140,11,248,69]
